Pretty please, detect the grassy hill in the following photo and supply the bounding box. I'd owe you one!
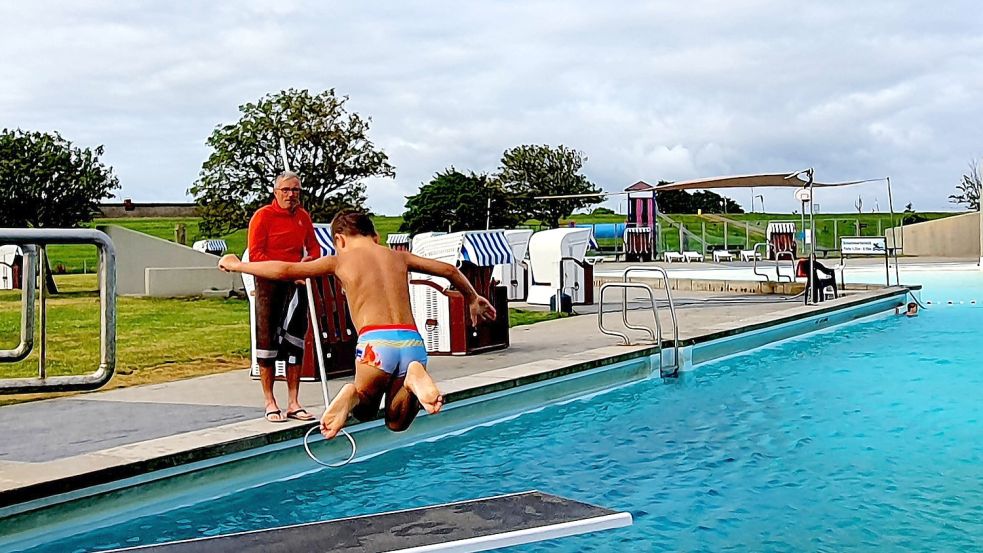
[39,211,959,273]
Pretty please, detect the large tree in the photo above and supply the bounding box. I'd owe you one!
[400,169,523,235]
[0,129,119,228]
[0,128,119,292]
[949,159,981,211]
[497,144,600,228]
[189,88,395,236]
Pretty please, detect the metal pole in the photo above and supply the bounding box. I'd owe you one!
[38,247,47,379]
[745,221,750,250]
[486,197,492,230]
[701,222,706,250]
[885,177,901,284]
[833,219,838,249]
[724,221,728,250]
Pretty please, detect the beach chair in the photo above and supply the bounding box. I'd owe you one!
[663,251,684,263]
[712,250,734,262]
[740,249,761,262]
[683,251,704,263]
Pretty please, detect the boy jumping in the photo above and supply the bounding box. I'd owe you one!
[220,210,497,439]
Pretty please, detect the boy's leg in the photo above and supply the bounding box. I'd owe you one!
[320,362,390,439]
[384,361,444,432]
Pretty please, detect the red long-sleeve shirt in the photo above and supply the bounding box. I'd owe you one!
[247,199,321,262]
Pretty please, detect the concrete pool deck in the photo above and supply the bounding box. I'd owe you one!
[0,285,912,512]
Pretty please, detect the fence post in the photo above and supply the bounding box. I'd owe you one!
[833,219,838,246]
[724,221,729,250]
[702,222,706,251]
[746,222,750,249]
[855,219,860,236]
[678,224,684,253]
[877,219,882,236]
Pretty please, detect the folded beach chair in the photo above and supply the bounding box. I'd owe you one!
[712,250,734,262]
[683,251,704,263]
[663,251,684,263]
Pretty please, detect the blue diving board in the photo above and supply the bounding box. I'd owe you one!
[108,491,632,552]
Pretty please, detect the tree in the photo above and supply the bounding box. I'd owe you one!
[653,183,743,214]
[949,159,981,211]
[0,129,119,228]
[188,89,395,236]
[400,169,523,234]
[0,128,120,292]
[497,144,600,228]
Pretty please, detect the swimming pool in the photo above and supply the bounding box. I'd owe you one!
[9,275,978,551]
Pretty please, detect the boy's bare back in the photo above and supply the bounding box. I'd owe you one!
[332,243,416,330]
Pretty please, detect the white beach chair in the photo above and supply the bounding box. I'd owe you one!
[712,250,734,262]
[740,250,761,262]
[663,251,684,263]
[683,251,704,263]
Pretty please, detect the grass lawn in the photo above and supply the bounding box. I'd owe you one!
[0,275,567,404]
[509,308,567,327]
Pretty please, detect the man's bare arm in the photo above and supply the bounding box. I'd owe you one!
[219,254,337,280]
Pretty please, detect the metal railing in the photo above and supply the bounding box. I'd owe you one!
[751,242,795,283]
[0,229,117,394]
[0,245,37,362]
[597,266,680,377]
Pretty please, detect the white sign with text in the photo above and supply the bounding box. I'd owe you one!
[841,237,887,255]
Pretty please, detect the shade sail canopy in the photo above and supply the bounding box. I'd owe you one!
[652,173,882,191]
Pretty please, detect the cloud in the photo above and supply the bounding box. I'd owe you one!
[1,0,981,216]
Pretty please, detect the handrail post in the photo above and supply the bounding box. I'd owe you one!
[0,245,37,362]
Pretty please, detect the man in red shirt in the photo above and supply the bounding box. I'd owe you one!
[248,171,320,422]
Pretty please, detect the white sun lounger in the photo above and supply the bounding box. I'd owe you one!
[683,251,704,262]
[740,250,761,262]
[712,250,734,262]
[663,251,684,263]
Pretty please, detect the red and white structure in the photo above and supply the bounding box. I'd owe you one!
[244,224,356,381]
[410,230,512,355]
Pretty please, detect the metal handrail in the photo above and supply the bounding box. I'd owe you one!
[622,266,680,376]
[751,242,770,281]
[0,229,117,394]
[598,283,657,345]
[0,245,37,362]
[775,250,795,283]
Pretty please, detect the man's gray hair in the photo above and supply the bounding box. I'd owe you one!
[274,171,301,188]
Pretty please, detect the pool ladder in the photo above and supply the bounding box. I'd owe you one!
[0,228,117,394]
[597,267,680,378]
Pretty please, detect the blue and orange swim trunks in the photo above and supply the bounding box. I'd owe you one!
[355,324,428,378]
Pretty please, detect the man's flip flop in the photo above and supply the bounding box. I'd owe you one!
[286,409,316,421]
[265,410,287,423]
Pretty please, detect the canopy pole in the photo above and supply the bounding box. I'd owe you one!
[885,176,901,285]
[807,169,815,305]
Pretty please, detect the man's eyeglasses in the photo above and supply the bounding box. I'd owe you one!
[276,187,302,194]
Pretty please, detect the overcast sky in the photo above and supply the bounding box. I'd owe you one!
[2,1,981,215]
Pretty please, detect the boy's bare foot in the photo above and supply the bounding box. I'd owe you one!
[321,384,359,439]
[404,362,444,415]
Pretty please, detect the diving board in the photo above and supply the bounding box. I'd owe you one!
[107,491,632,552]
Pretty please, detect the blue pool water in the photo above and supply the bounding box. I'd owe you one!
[20,273,983,552]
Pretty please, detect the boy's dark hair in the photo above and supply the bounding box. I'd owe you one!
[331,209,377,238]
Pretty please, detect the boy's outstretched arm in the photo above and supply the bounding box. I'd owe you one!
[219,254,337,281]
[403,252,497,325]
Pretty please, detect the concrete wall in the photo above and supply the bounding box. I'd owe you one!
[145,267,240,297]
[99,225,241,296]
[886,211,980,258]
[98,203,198,218]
